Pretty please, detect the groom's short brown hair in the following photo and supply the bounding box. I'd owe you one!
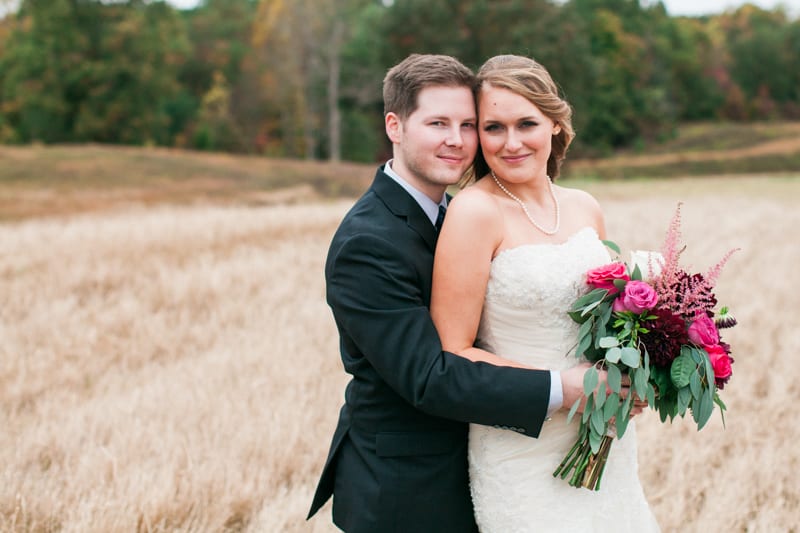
[383,54,475,120]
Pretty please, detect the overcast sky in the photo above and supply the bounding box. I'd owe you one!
[2,0,799,20]
[164,0,798,16]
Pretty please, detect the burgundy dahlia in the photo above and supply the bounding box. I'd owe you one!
[641,308,689,367]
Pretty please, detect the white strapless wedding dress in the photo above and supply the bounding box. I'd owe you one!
[469,227,660,533]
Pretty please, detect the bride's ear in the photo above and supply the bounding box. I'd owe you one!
[553,123,562,136]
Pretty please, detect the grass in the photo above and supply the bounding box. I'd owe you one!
[0,144,374,220]
[0,125,799,530]
[1,177,799,531]
[1,120,800,220]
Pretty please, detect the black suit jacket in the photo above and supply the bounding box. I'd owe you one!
[308,167,551,532]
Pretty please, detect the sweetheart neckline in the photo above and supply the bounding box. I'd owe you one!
[492,226,600,262]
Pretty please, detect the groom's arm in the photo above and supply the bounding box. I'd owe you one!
[328,232,551,436]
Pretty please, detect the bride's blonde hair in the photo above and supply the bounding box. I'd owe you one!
[465,55,575,186]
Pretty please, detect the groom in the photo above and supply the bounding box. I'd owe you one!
[307,54,590,532]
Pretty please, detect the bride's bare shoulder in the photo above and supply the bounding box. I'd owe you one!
[554,183,606,235]
[448,181,503,219]
[555,184,602,213]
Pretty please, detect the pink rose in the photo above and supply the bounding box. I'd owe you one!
[688,313,720,347]
[705,344,732,380]
[612,280,658,314]
[586,262,630,294]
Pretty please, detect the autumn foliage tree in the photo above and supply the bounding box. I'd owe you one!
[0,0,798,160]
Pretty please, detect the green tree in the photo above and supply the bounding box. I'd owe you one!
[252,0,370,160]
[0,0,190,145]
[178,0,258,150]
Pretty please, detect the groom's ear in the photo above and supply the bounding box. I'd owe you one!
[385,112,403,143]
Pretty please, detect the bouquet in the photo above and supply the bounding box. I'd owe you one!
[553,204,738,490]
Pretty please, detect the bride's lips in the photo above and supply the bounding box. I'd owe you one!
[502,154,531,164]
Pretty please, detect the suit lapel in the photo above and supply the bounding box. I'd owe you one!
[371,168,438,252]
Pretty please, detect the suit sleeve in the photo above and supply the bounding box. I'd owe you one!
[328,232,551,437]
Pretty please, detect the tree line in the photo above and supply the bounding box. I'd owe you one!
[0,0,798,162]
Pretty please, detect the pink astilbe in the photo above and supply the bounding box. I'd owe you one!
[704,247,740,287]
[664,271,718,320]
[653,203,688,313]
[657,202,687,284]
[652,203,737,320]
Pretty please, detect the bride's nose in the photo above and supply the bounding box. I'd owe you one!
[505,129,522,151]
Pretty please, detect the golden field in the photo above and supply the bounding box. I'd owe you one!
[1,168,799,532]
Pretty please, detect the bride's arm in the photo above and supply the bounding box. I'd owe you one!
[431,188,530,369]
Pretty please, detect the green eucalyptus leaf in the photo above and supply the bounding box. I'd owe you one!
[600,302,613,324]
[583,366,599,397]
[581,298,605,316]
[577,333,592,359]
[605,346,622,364]
[599,336,620,348]
[606,364,622,394]
[591,409,605,436]
[631,263,642,281]
[677,386,691,415]
[689,370,702,400]
[582,394,594,423]
[602,240,621,255]
[616,394,632,437]
[566,397,581,424]
[713,394,727,428]
[714,393,727,412]
[613,278,628,291]
[572,289,606,309]
[568,310,587,323]
[646,384,656,406]
[671,353,695,388]
[578,317,593,339]
[696,388,714,430]
[595,384,607,409]
[633,366,648,400]
[620,347,641,368]
[703,352,715,386]
[589,428,602,454]
[688,345,703,365]
[603,392,619,421]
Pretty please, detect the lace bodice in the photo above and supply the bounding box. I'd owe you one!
[468,226,660,533]
[476,226,610,371]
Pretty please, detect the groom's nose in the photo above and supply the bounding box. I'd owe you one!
[444,126,465,148]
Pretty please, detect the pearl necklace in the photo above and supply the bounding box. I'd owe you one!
[490,170,560,236]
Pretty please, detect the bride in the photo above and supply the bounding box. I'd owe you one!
[431,55,659,532]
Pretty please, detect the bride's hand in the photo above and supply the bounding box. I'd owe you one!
[561,364,644,415]
[560,363,595,414]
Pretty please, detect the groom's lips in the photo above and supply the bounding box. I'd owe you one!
[438,154,466,164]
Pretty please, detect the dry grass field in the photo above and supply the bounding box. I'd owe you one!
[1,162,799,532]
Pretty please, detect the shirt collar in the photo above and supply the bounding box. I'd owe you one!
[384,160,447,227]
